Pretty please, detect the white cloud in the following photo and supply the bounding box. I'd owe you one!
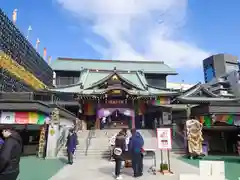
[56,0,210,68]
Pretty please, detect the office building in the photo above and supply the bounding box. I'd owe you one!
[203,54,239,83]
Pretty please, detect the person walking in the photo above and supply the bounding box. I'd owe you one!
[0,128,22,180]
[113,131,126,180]
[66,128,77,165]
[129,129,144,178]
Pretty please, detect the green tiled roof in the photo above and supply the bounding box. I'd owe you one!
[136,71,148,88]
[119,73,145,90]
[175,82,238,103]
[50,84,81,93]
[78,71,146,90]
[50,58,177,74]
[49,69,178,96]
[82,71,111,89]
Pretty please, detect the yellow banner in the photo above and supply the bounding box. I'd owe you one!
[0,52,47,90]
[28,112,39,124]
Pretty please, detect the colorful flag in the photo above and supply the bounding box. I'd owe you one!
[35,38,40,50]
[43,48,47,59]
[48,56,52,64]
[12,9,17,24]
[28,25,32,31]
[26,25,32,39]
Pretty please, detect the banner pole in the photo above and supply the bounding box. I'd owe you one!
[167,149,173,173]
[160,149,163,173]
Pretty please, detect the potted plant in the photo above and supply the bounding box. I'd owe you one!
[160,162,169,173]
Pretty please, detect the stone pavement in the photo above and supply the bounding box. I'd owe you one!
[50,153,198,180]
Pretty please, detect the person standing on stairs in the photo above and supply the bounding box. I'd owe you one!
[129,129,144,178]
[113,131,126,180]
[66,128,77,165]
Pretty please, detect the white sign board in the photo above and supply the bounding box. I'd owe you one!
[1,112,15,124]
[157,128,172,150]
[199,160,225,177]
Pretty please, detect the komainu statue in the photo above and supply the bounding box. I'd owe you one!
[50,108,60,125]
[186,119,204,159]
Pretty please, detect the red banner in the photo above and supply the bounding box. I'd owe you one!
[15,112,28,124]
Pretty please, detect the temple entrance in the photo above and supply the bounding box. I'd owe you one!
[97,108,135,129]
[100,110,131,129]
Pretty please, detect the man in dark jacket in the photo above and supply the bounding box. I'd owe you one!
[0,137,4,150]
[66,128,77,165]
[113,131,126,180]
[129,129,144,177]
[0,128,22,180]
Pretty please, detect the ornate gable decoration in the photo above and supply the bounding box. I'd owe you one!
[91,72,143,90]
[179,83,218,99]
[108,74,121,85]
[112,75,118,81]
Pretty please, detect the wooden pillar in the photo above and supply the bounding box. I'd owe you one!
[38,125,46,158]
[95,117,100,129]
[95,102,100,129]
[131,110,135,129]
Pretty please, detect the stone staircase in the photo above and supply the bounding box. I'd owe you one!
[58,130,114,159]
[171,131,186,155]
[57,129,185,159]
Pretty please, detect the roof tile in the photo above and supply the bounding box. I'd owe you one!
[51,58,177,74]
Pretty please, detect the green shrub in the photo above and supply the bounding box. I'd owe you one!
[160,163,168,171]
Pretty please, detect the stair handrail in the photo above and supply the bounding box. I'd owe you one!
[56,128,67,156]
[85,127,95,156]
[172,128,186,151]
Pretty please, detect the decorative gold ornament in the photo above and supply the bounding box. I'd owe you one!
[112,75,118,80]
[50,128,55,136]
[0,52,47,90]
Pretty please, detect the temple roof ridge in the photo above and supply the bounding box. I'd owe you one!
[136,71,148,90]
[178,82,219,98]
[173,82,240,103]
[51,58,177,74]
[56,57,165,64]
[147,84,179,92]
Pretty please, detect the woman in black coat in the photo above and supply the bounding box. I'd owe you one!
[113,131,126,179]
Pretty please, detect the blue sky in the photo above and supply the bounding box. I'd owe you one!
[1,0,240,83]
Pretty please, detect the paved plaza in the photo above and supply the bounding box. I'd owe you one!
[50,153,198,180]
[18,153,240,180]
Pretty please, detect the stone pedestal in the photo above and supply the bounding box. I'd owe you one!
[45,108,60,159]
[81,120,87,130]
[46,124,59,158]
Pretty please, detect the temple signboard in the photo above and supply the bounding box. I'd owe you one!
[107,100,125,104]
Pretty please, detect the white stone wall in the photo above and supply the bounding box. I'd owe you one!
[46,118,74,158]
[60,117,74,128]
